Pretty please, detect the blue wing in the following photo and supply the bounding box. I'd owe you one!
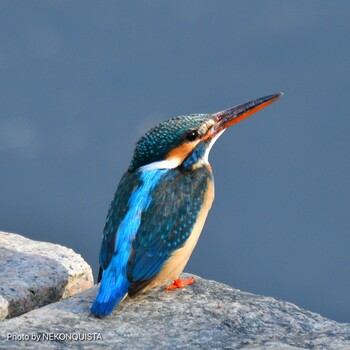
[127,166,212,295]
[93,169,166,316]
[98,171,140,272]
[92,166,211,316]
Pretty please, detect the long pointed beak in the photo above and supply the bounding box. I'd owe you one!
[208,93,283,138]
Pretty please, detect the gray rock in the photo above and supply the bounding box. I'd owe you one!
[0,296,9,321]
[0,231,94,321]
[0,273,349,349]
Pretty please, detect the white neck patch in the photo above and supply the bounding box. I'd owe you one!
[139,158,181,171]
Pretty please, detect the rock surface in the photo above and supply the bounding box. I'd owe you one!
[0,231,94,321]
[1,273,349,349]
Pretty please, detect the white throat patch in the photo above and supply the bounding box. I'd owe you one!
[202,130,225,164]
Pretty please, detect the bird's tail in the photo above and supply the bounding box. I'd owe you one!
[91,269,130,318]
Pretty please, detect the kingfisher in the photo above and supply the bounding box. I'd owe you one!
[91,93,283,317]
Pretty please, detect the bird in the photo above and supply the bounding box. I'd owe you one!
[91,93,283,317]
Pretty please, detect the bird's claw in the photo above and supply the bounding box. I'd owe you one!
[166,277,195,291]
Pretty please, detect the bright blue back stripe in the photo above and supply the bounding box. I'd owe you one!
[93,168,167,315]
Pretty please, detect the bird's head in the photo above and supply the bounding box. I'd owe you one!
[129,93,283,172]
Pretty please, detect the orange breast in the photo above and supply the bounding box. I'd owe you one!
[145,176,214,290]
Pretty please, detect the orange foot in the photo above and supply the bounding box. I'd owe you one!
[166,277,195,291]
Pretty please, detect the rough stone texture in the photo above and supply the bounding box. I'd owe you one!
[0,231,94,321]
[0,296,9,321]
[0,273,349,349]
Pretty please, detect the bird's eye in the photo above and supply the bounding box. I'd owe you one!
[185,130,199,142]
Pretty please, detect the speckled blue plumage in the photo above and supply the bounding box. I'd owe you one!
[128,166,211,290]
[129,114,216,170]
[91,169,166,316]
[91,163,212,316]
